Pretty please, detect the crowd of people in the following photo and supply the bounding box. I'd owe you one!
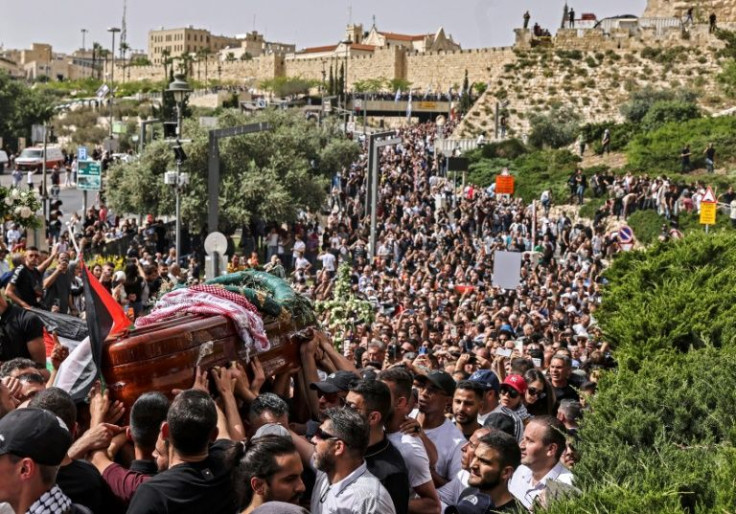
[0,119,620,514]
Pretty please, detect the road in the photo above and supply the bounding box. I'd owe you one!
[1,168,91,229]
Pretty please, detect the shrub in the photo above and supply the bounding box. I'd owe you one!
[620,86,697,124]
[640,100,701,132]
[528,106,581,149]
[627,116,736,171]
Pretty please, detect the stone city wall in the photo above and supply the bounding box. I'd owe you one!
[405,47,516,91]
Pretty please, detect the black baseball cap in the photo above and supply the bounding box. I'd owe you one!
[445,491,495,514]
[0,408,72,466]
[416,370,456,397]
[310,371,358,394]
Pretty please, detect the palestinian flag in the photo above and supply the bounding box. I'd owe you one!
[80,260,130,377]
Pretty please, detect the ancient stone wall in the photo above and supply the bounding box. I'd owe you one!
[644,0,736,21]
[405,47,516,92]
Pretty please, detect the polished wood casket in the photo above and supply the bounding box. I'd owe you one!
[102,313,312,412]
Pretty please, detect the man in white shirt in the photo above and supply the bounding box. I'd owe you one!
[307,408,396,514]
[509,416,576,511]
[437,427,490,510]
[379,368,442,514]
[412,371,465,487]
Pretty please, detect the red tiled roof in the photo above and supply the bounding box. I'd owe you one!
[350,44,376,51]
[300,44,338,54]
[379,31,428,42]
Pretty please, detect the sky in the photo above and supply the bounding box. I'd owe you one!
[1,0,647,55]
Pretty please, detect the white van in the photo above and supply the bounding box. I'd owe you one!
[15,145,65,172]
[0,151,8,173]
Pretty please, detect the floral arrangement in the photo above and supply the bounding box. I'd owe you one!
[1,187,43,229]
[315,262,375,348]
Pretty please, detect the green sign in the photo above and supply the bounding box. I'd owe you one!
[77,160,102,191]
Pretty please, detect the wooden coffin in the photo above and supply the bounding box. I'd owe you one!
[102,313,312,412]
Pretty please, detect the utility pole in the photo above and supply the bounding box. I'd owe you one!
[366,131,402,258]
[108,27,121,140]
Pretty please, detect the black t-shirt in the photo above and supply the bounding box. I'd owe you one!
[57,459,105,514]
[44,269,73,313]
[553,382,580,404]
[126,440,237,514]
[0,304,44,362]
[10,265,44,308]
[364,437,410,514]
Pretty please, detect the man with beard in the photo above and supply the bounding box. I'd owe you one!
[307,408,395,513]
[452,381,483,440]
[438,427,490,510]
[346,379,410,514]
[235,435,305,513]
[449,431,524,513]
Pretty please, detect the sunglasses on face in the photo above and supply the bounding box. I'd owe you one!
[500,386,520,399]
[313,427,338,442]
[527,387,546,399]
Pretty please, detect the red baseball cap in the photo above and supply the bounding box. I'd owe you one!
[502,374,528,395]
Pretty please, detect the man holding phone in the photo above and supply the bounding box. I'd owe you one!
[43,252,74,314]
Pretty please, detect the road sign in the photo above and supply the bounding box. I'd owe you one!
[619,225,634,244]
[700,202,716,225]
[77,146,87,161]
[77,160,101,191]
[700,186,717,225]
[702,186,716,203]
[496,175,515,195]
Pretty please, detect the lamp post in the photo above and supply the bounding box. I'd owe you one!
[166,74,192,264]
[107,27,121,139]
[81,29,88,51]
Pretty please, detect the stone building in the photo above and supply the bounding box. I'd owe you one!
[217,31,295,61]
[148,26,241,64]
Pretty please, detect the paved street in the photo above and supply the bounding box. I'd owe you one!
[1,168,92,227]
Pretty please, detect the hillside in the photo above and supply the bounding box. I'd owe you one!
[455,43,728,139]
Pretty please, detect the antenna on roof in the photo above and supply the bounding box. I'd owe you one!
[253,14,256,32]
[372,14,376,28]
[348,4,352,24]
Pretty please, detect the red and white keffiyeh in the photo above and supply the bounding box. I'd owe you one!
[135,285,269,352]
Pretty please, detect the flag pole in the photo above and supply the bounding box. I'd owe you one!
[66,222,81,256]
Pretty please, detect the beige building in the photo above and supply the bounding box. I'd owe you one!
[148,26,241,64]
[356,24,461,52]
[217,31,295,61]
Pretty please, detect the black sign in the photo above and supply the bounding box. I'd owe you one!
[447,157,469,171]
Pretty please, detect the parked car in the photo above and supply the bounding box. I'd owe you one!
[15,146,65,172]
[0,151,8,173]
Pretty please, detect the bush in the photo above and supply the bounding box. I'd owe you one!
[626,116,736,171]
[528,106,581,149]
[545,233,736,513]
[598,232,736,362]
[620,87,697,124]
[640,100,701,132]
[580,122,637,153]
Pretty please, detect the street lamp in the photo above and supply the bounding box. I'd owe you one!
[166,74,192,264]
[107,27,121,140]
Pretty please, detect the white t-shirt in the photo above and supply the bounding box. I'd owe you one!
[413,417,465,482]
[387,430,433,490]
[292,239,306,257]
[317,252,336,271]
[438,469,469,510]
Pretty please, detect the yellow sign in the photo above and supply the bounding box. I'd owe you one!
[700,202,716,225]
[416,102,438,110]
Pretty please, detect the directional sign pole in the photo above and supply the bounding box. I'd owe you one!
[207,122,271,233]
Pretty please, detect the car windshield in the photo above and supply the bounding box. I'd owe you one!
[19,149,43,158]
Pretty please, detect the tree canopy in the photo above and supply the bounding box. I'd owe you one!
[0,71,56,151]
[106,109,354,231]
